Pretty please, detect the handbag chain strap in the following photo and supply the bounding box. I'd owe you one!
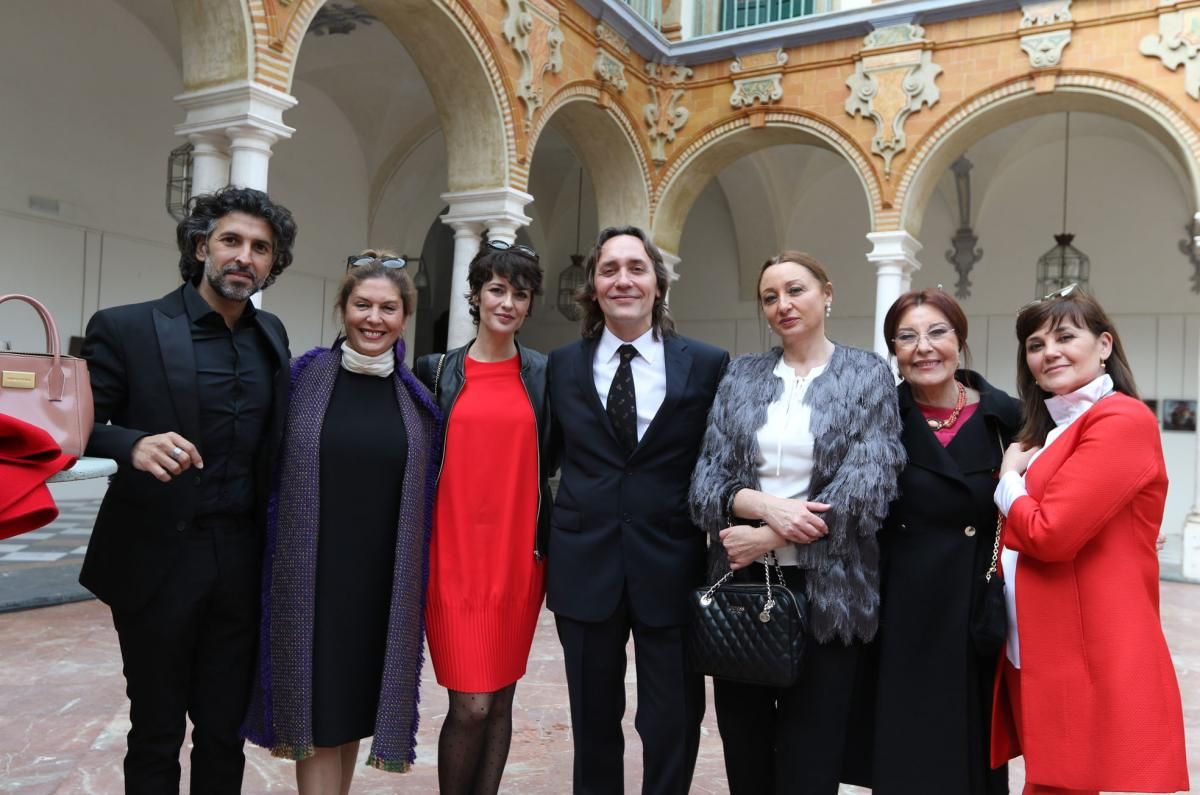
[986,425,1005,583]
[699,550,786,624]
[433,353,446,399]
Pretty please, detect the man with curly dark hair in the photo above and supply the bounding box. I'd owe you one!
[79,187,296,794]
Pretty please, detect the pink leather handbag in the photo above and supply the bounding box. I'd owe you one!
[0,294,94,459]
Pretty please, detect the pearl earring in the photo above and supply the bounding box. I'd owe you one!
[1100,358,1107,369]
[825,303,832,318]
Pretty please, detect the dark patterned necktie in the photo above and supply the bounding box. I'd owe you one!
[606,344,639,453]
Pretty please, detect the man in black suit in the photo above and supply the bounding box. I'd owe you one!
[547,226,729,794]
[80,187,297,794]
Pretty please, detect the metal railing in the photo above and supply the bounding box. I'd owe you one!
[719,0,834,31]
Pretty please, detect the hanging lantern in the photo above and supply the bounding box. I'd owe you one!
[166,142,194,222]
[557,254,585,321]
[1035,113,1089,296]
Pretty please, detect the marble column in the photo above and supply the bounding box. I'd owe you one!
[1183,320,1200,580]
[866,231,923,357]
[441,188,534,349]
[187,132,230,197]
[660,249,681,307]
[227,126,279,190]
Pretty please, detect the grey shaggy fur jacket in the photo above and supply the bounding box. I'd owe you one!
[689,344,905,643]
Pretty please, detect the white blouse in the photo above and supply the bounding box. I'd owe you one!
[993,373,1114,668]
[753,357,827,566]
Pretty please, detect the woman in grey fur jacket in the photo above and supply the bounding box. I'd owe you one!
[689,251,905,795]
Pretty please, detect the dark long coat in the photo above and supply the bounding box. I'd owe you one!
[862,371,1018,795]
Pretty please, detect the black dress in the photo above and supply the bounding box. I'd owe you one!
[857,371,1018,795]
[312,368,407,746]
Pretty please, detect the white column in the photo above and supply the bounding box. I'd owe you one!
[660,249,681,307]
[441,187,534,350]
[1183,317,1200,580]
[188,132,230,196]
[866,231,923,357]
[445,221,483,349]
[228,126,279,190]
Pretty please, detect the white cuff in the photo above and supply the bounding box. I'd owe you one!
[994,471,1027,517]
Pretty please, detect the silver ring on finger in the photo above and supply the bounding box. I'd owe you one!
[171,446,184,460]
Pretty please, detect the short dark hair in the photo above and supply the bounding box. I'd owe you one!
[176,187,298,289]
[577,225,675,340]
[883,288,972,367]
[1014,287,1138,447]
[334,249,417,322]
[466,246,544,325]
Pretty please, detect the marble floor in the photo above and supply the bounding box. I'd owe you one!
[0,582,1197,794]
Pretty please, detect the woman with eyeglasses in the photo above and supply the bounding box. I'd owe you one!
[243,250,441,792]
[413,240,550,795]
[689,251,904,795]
[851,289,1018,794]
[990,286,1187,795]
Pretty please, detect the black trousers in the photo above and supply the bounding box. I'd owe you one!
[110,516,260,795]
[712,563,862,795]
[555,590,704,795]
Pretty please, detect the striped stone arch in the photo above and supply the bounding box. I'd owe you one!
[651,110,883,254]
[893,71,1200,236]
[529,82,653,230]
[243,0,519,192]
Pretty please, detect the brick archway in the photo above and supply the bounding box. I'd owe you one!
[894,72,1200,237]
[651,111,882,254]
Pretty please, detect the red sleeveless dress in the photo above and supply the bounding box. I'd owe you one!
[425,355,545,692]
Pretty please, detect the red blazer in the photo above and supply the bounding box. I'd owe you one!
[990,393,1188,791]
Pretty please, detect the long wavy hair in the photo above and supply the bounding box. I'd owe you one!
[1014,288,1138,447]
[176,186,298,289]
[576,225,676,340]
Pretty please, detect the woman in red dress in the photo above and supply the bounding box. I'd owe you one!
[414,241,550,795]
[993,286,1188,795]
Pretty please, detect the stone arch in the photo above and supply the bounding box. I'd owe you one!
[173,0,253,90]
[530,83,653,230]
[894,71,1200,237]
[651,111,882,254]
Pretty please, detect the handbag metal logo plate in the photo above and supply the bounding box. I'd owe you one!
[1,370,35,389]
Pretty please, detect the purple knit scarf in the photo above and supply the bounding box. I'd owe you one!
[242,340,441,771]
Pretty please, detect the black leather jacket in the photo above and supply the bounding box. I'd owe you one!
[414,340,554,560]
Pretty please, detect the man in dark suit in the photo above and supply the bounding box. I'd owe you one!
[80,187,297,794]
[547,226,729,794]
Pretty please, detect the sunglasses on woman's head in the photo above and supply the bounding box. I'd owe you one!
[346,255,408,272]
[482,240,539,261]
[1018,282,1077,314]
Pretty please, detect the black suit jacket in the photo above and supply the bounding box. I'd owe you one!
[546,333,728,627]
[79,285,290,612]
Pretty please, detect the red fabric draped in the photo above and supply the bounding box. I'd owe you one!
[0,413,75,539]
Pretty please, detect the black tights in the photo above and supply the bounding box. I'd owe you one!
[437,684,517,795]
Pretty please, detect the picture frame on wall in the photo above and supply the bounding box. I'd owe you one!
[1144,399,1158,418]
[1162,399,1197,432]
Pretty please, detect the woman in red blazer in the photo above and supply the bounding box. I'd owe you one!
[993,286,1188,795]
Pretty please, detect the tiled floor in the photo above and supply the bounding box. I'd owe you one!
[0,581,1197,794]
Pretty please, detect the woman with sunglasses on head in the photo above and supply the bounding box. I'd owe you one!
[991,286,1187,795]
[413,240,550,795]
[689,251,904,795]
[853,289,1018,794]
[243,251,441,792]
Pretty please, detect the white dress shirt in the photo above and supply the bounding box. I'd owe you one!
[753,357,826,566]
[593,326,666,444]
[993,373,1114,668]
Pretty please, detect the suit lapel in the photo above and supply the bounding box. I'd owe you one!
[152,303,200,444]
[578,338,620,445]
[637,335,692,453]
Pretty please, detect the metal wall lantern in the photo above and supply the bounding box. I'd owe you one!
[1035,113,1090,296]
[944,155,983,299]
[1178,218,1200,294]
[557,168,586,321]
[166,142,194,222]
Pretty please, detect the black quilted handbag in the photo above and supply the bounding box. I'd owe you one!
[686,554,807,688]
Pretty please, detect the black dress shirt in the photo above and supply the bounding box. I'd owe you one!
[182,283,273,518]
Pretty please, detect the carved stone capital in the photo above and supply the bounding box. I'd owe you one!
[1141,7,1200,100]
[1020,29,1072,68]
[730,48,788,73]
[501,0,563,125]
[864,23,925,50]
[644,62,693,165]
[1020,0,1072,29]
[595,22,630,55]
[845,38,941,177]
[594,50,628,94]
[730,74,784,108]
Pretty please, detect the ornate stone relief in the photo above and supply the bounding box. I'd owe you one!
[1020,0,1071,28]
[501,0,564,125]
[306,3,376,37]
[728,49,788,109]
[595,22,630,55]
[594,50,628,94]
[845,26,942,177]
[1140,7,1200,100]
[644,63,693,165]
[1021,30,1071,68]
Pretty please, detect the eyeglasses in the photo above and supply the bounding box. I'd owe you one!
[346,255,408,272]
[1018,283,1078,313]
[892,326,956,349]
[483,239,539,261]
